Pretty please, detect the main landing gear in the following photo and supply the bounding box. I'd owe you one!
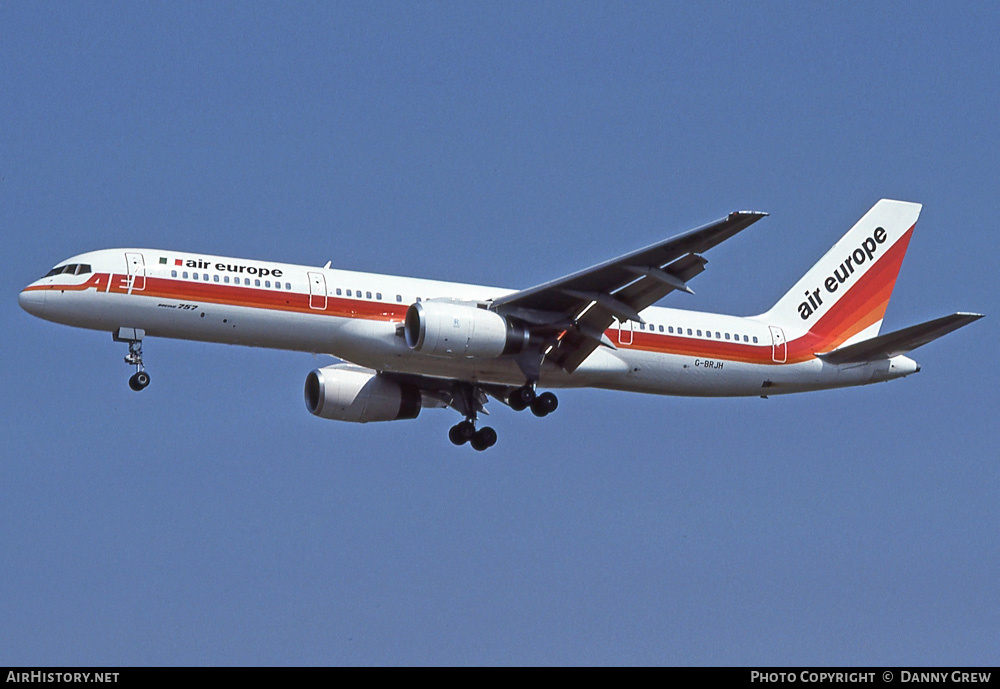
[446,381,500,451]
[507,385,558,417]
[446,383,559,451]
[114,328,150,392]
[448,420,498,451]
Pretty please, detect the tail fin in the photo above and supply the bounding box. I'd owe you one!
[758,199,921,351]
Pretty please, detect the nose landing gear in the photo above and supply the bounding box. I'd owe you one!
[128,368,150,392]
[114,328,150,391]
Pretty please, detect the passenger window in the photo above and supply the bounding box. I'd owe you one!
[705,331,711,338]
[715,331,721,339]
[265,280,271,288]
[255,279,260,287]
[203,274,209,281]
[346,289,351,296]
[375,292,381,300]
[725,333,730,340]
[336,288,342,295]
[658,325,664,332]
[366,291,372,299]
[396,295,402,302]
[416,297,422,302]
[183,271,188,279]
[214,275,220,282]
[753,336,758,343]
[285,283,291,290]
[171,270,178,278]
[224,276,229,283]
[697,330,702,337]
[743,335,749,342]
[686,328,692,335]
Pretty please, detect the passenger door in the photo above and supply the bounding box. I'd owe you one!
[125,252,145,293]
[616,318,633,346]
[308,272,327,310]
[769,325,787,363]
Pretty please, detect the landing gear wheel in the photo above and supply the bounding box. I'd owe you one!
[530,391,558,417]
[129,371,150,391]
[470,426,498,451]
[449,420,476,445]
[509,385,536,411]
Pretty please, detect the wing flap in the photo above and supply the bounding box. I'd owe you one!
[816,312,983,364]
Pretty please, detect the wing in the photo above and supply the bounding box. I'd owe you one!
[491,210,768,373]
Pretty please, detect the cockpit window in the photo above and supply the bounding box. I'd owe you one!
[43,263,92,278]
[45,263,91,278]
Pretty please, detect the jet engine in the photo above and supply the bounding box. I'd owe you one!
[404,301,528,358]
[304,364,421,423]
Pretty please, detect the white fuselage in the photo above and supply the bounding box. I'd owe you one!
[18,248,919,397]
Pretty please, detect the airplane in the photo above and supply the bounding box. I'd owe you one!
[18,199,982,451]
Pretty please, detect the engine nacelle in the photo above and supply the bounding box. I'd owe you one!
[304,364,420,423]
[404,301,528,359]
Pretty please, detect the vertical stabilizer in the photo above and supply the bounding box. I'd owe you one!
[758,199,920,351]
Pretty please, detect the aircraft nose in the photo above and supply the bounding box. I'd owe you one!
[18,287,46,317]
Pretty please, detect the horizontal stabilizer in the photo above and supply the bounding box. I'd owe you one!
[817,312,983,364]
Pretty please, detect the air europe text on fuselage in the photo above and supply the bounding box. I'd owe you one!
[178,258,283,279]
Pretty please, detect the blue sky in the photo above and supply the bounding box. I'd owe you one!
[2,2,997,665]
